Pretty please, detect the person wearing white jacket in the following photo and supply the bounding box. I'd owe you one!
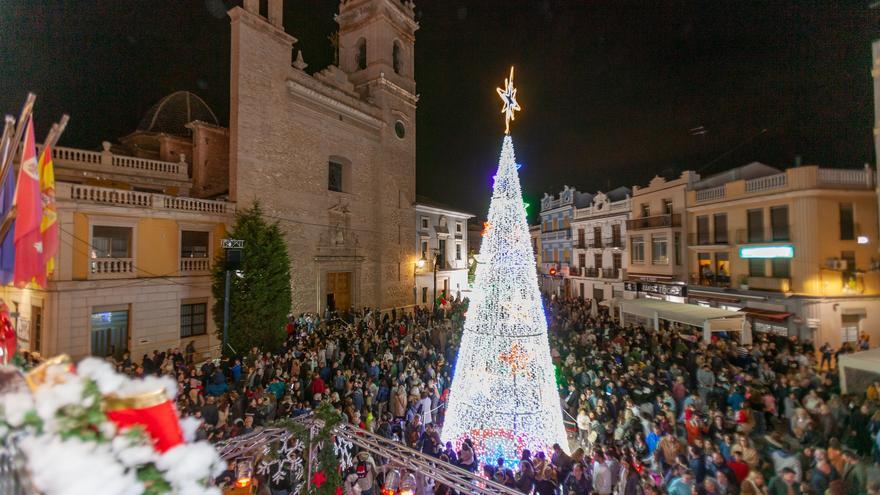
[591,452,613,495]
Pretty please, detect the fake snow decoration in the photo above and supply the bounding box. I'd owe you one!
[0,356,224,495]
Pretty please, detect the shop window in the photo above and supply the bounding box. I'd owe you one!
[698,253,712,284]
[715,252,730,286]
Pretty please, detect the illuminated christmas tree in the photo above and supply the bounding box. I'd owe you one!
[441,67,568,466]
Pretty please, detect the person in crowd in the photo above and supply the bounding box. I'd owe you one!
[72,295,880,495]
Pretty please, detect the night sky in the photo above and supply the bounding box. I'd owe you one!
[2,1,879,222]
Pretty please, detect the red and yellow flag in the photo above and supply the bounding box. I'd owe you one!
[13,117,45,288]
[38,144,57,277]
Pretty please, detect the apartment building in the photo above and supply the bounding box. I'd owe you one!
[530,224,542,269]
[568,187,630,302]
[3,92,232,360]
[625,172,699,302]
[414,197,474,305]
[539,186,592,296]
[686,163,879,348]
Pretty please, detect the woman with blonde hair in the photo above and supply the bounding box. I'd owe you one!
[739,471,768,495]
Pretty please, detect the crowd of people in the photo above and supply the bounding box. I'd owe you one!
[98,294,880,495]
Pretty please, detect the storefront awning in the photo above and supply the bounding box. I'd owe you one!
[620,298,744,328]
[740,307,791,322]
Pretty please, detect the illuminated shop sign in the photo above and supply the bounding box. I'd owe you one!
[624,281,687,297]
[739,245,794,259]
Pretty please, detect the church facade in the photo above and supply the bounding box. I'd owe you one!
[228,0,419,313]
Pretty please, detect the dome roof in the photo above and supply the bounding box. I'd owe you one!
[137,91,219,137]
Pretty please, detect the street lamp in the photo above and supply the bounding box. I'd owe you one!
[413,258,425,307]
[221,238,244,357]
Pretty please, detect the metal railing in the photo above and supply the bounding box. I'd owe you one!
[603,237,624,248]
[735,228,791,244]
[0,435,36,495]
[747,276,791,292]
[626,213,681,230]
[690,273,732,288]
[215,416,523,495]
[688,232,730,246]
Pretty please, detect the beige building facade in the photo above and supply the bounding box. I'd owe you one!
[624,172,699,302]
[228,0,418,314]
[686,163,880,348]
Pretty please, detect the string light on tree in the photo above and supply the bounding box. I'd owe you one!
[441,66,568,467]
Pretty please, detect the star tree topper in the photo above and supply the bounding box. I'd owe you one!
[496,66,522,135]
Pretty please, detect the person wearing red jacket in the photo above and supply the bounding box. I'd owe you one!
[727,451,750,484]
[309,373,327,396]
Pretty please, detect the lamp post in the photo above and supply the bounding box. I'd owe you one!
[433,253,439,311]
[414,258,425,307]
[220,238,244,356]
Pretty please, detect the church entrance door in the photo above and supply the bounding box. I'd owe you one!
[326,272,351,312]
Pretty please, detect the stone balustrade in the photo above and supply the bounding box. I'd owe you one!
[90,258,134,279]
[38,144,188,179]
[180,258,211,273]
[745,173,788,193]
[62,183,233,215]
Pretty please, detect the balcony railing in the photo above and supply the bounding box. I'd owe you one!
[626,213,681,230]
[63,183,233,215]
[180,257,211,273]
[38,144,188,179]
[603,237,624,248]
[589,240,603,248]
[601,268,622,279]
[747,276,791,292]
[90,258,135,279]
[745,173,787,193]
[688,232,730,246]
[571,267,599,278]
[573,241,586,249]
[818,168,872,188]
[689,273,732,288]
[735,228,791,244]
[695,185,726,203]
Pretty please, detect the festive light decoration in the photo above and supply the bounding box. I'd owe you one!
[441,79,567,464]
[496,66,521,135]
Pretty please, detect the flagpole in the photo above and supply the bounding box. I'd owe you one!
[0,117,14,167]
[0,93,36,180]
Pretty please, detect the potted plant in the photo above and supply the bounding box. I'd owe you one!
[738,275,749,290]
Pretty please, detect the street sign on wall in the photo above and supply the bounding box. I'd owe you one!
[221,239,244,249]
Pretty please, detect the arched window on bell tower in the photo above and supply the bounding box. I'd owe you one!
[392,41,402,74]
[356,38,367,71]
